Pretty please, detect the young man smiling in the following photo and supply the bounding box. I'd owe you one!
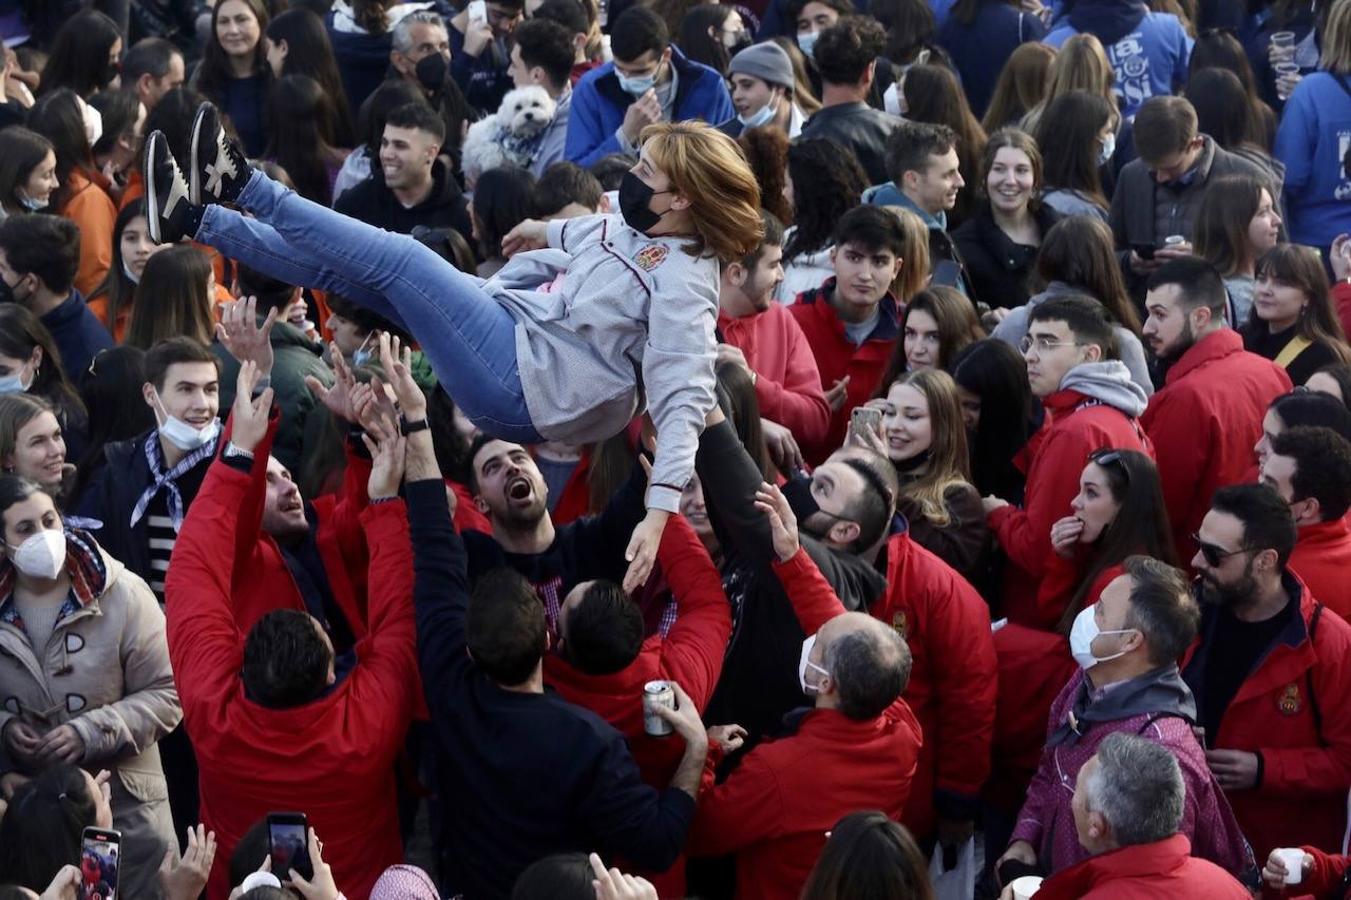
[789,205,906,462]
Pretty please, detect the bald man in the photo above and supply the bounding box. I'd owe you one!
[685,483,923,900]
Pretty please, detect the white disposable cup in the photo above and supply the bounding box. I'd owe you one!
[1164,235,1186,247]
[1010,875,1044,899]
[1270,31,1296,61]
[1275,848,1305,885]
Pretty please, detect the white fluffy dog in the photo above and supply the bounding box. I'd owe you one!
[461,85,557,187]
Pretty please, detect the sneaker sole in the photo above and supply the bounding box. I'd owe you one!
[189,106,209,206]
[146,134,165,244]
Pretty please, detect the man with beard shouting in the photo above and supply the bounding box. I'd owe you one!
[459,434,649,637]
[1181,483,1351,865]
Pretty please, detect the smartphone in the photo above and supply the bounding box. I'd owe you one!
[80,827,121,900]
[267,812,313,881]
[467,0,487,25]
[850,406,882,439]
[1132,243,1156,261]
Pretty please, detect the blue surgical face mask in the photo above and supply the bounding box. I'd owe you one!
[797,30,818,56]
[351,331,375,369]
[617,67,658,96]
[16,190,46,212]
[0,360,34,395]
[738,98,778,129]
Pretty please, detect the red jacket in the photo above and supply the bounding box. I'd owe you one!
[1290,518,1351,621]
[1288,844,1351,899]
[788,280,899,462]
[221,414,375,637]
[543,515,730,897]
[1181,578,1351,861]
[1037,834,1250,900]
[988,389,1151,626]
[873,531,997,839]
[718,304,832,446]
[685,547,922,900]
[1333,281,1351,340]
[165,461,418,900]
[1141,329,1291,564]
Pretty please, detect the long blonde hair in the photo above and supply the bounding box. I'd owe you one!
[882,368,973,527]
[1022,33,1117,132]
[1326,0,1351,74]
[641,121,764,263]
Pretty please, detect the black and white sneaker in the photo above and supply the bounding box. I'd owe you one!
[144,131,195,245]
[189,102,249,205]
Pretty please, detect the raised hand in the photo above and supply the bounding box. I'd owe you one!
[286,828,340,900]
[754,481,800,563]
[377,332,427,421]
[230,361,275,454]
[159,825,217,900]
[305,341,358,422]
[360,410,406,502]
[590,853,658,900]
[622,509,670,594]
[1050,516,1084,558]
[216,296,277,377]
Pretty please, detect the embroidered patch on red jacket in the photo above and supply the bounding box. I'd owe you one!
[634,244,668,271]
[891,611,908,640]
[1278,683,1302,716]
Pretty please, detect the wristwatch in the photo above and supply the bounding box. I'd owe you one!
[400,416,429,435]
[222,441,255,461]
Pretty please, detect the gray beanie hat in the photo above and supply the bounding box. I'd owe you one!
[728,41,795,91]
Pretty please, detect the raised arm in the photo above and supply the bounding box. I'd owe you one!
[655,514,731,713]
[757,482,848,634]
[695,408,777,566]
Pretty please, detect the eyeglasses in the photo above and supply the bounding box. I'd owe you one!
[1019,334,1079,355]
[1191,532,1249,568]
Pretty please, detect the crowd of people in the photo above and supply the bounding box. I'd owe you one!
[1,0,1351,898]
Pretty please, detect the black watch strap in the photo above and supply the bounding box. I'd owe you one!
[400,417,430,436]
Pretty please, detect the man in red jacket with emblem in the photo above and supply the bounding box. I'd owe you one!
[983,295,1152,626]
[789,205,906,463]
[1181,484,1351,862]
[1260,426,1351,620]
[1020,733,1249,900]
[1141,257,1291,563]
[686,482,922,900]
[166,362,420,900]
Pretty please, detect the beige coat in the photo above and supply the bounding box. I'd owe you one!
[0,538,181,899]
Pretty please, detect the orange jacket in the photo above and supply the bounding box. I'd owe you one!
[61,168,117,298]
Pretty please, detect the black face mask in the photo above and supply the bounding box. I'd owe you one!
[618,171,670,234]
[780,474,821,522]
[416,53,448,93]
[728,34,752,58]
[0,276,18,306]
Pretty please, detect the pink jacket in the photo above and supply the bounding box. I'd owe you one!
[717,304,832,446]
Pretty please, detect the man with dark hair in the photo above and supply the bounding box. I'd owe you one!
[1141,256,1290,563]
[166,362,419,900]
[686,480,921,900]
[718,41,804,139]
[459,434,648,640]
[718,210,831,458]
[508,17,577,175]
[335,102,473,242]
[449,0,524,114]
[797,16,899,184]
[1034,735,1251,897]
[1182,483,1351,862]
[1110,96,1272,295]
[984,295,1152,626]
[790,205,906,460]
[0,214,111,378]
[866,119,969,289]
[1261,426,1351,619]
[408,389,711,899]
[544,516,731,897]
[122,37,186,112]
[564,6,734,166]
[1000,556,1254,884]
[77,337,222,598]
[535,160,606,218]
[532,0,599,86]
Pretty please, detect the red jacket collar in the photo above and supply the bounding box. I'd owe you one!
[1043,834,1193,897]
[1298,517,1351,548]
[798,278,900,344]
[1164,329,1244,385]
[1040,388,1095,421]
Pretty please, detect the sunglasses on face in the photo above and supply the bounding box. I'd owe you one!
[1192,532,1248,568]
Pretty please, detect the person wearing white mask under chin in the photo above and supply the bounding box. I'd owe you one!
[716,41,805,140]
[995,555,1259,893]
[0,473,181,900]
[75,337,223,603]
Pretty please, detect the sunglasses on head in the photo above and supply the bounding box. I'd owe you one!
[1191,532,1248,568]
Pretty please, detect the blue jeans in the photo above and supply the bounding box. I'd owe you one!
[196,169,542,442]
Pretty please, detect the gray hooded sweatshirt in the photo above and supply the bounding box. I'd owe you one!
[1059,360,1151,419]
[484,214,719,513]
[991,281,1154,397]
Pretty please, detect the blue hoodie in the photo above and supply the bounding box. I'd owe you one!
[1274,71,1351,248]
[938,1,1047,118]
[1044,0,1192,120]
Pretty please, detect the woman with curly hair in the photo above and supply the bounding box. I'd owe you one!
[737,125,793,226]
